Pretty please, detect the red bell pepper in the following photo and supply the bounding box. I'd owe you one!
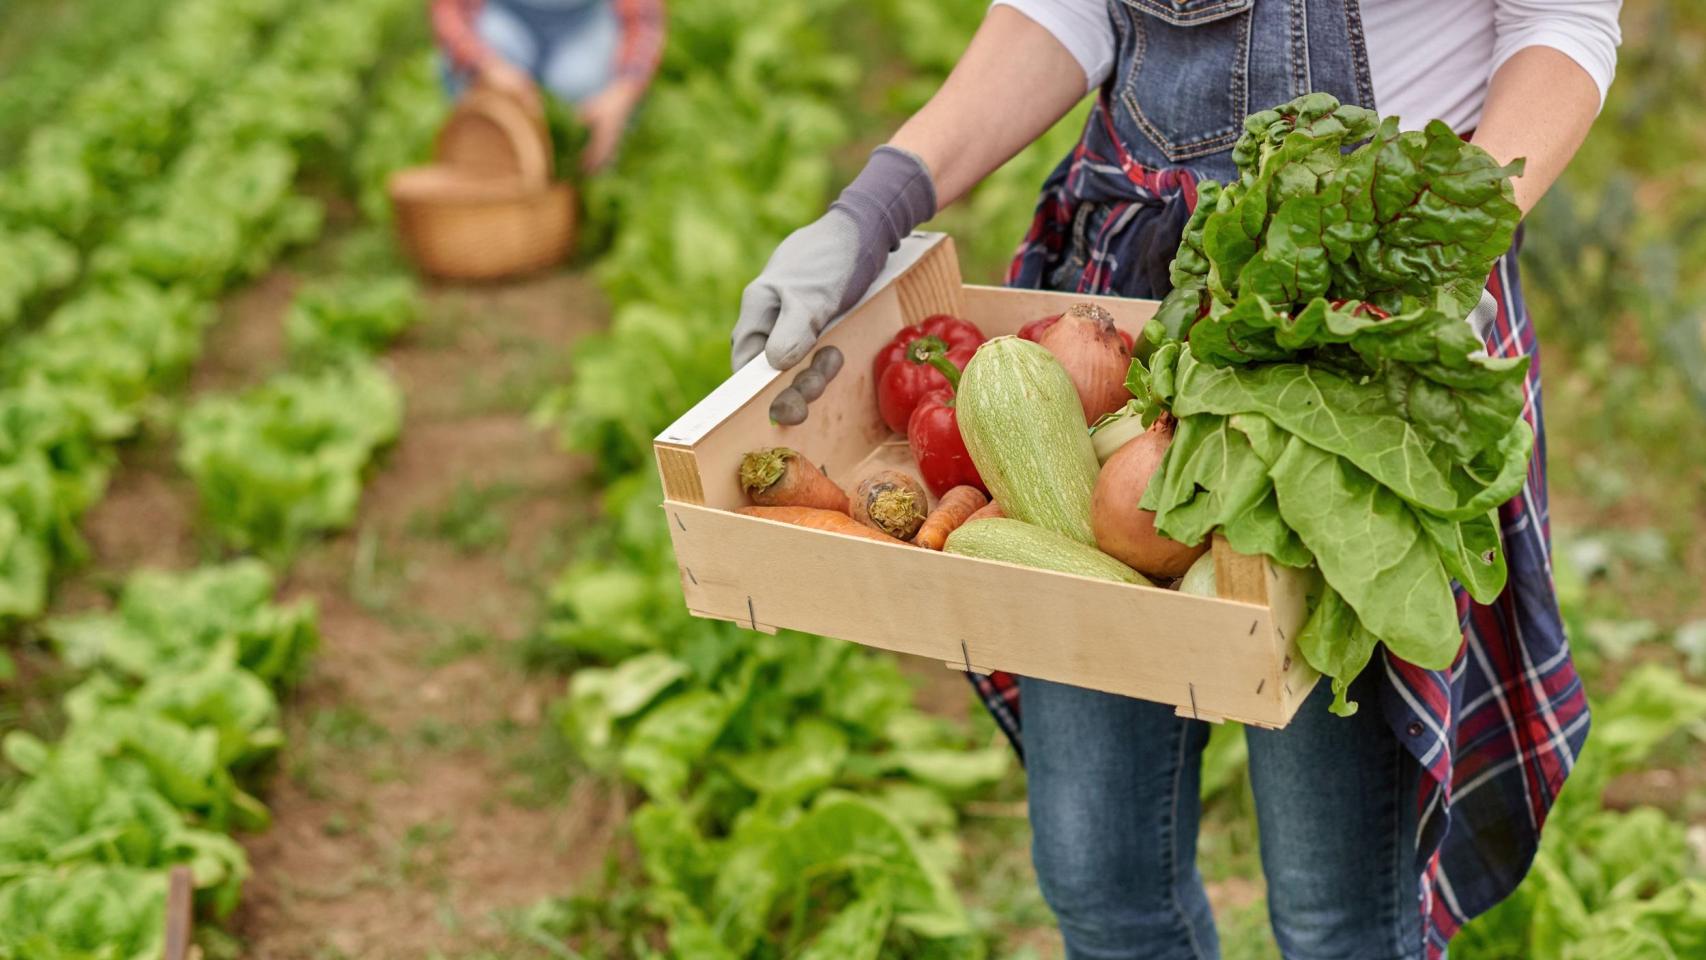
[1019,312,1136,351]
[873,314,984,433]
[905,338,985,498]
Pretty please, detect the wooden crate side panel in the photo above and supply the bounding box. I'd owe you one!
[1212,534,1269,605]
[655,445,704,505]
[893,234,967,322]
[962,285,1159,340]
[664,502,1292,727]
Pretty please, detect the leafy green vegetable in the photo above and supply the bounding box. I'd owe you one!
[285,275,420,362]
[0,866,169,960]
[47,560,317,686]
[1137,93,1530,710]
[0,2,420,954]
[178,360,403,559]
[1268,436,1459,669]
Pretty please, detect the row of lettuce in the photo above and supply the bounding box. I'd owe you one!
[525,1,1052,956]
[0,0,416,625]
[536,5,1706,960]
[0,1,429,955]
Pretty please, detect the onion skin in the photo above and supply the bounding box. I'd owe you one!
[1177,551,1217,596]
[1091,418,1209,579]
[1037,303,1133,425]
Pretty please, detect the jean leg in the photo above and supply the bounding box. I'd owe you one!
[1245,670,1425,960]
[538,1,619,103]
[1022,676,1220,960]
[439,2,545,99]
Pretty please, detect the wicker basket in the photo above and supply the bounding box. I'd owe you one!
[434,87,552,183]
[388,85,575,280]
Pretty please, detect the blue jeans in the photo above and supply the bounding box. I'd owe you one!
[441,0,618,104]
[1021,668,1426,960]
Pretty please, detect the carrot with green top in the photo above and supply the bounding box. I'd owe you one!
[914,485,989,550]
[738,448,848,512]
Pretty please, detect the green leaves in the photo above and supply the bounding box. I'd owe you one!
[0,865,170,960]
[285,275,419,362]
[1139,94,1532,701]
[46,560,317,686]
[178,360,403,559]
[1293,588,1380,716]
[1268,437,1460,669]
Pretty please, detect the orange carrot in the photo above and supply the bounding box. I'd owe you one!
[737,506,909,544]
[965,500,1004,524]
[913,486,989,550]
[851,470,929,540]
[738,448,849,512]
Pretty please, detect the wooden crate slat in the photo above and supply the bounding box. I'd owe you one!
[665,502,1293,727]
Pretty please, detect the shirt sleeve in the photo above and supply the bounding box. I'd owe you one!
[991,0,1115,92]
[1491,0,1622,108]
[614,0,667,85]
[432,0,493,75]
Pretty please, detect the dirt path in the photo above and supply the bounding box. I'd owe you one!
[74,263,622,958]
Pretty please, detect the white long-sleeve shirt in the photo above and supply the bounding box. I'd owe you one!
[994,0,1622,133]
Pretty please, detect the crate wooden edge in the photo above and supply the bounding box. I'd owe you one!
[164,864,194,960]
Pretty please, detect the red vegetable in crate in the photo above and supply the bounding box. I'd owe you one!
[1020,312,1136,352]
[873,314,984,433]
[905,339,986,498]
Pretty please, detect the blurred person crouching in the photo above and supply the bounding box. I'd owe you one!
[432,0,664,172]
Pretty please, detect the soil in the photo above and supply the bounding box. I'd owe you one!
[65,262,622,958]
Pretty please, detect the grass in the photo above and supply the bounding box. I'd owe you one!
[411,481,519,553]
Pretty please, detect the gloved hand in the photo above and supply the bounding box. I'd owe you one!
[731,145,937,370]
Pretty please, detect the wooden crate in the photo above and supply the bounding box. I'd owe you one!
[655,233,1318,728]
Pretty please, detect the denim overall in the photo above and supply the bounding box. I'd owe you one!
[443,0,618,103]
[987,3,1589,958]
[1012,0,1374,300]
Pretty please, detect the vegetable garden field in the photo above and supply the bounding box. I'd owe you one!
[0,0,1702,957]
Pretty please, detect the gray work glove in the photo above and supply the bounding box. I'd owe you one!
[731,145,937,371]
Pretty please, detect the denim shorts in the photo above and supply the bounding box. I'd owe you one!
[440,0,617,104]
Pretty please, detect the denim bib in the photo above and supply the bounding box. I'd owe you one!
[1009,0,1376,298]
[1107,0,1375,179]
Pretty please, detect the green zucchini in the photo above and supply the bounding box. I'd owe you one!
[957,337,1101,545]
[945,518,1151,585]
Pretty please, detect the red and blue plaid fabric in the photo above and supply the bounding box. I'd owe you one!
[976,90,1590,958]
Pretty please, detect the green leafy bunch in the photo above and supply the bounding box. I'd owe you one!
[45,559,318,687]
[1134,94,1532,713]
[0,561,324,951]
[178,360,403,560]
[0,227,78,332]
[285,274,420,362]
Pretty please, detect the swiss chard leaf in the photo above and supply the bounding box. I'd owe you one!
[1164,346,1529,521]
[1267,435,1460,670]
[1294,586,1381,717]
